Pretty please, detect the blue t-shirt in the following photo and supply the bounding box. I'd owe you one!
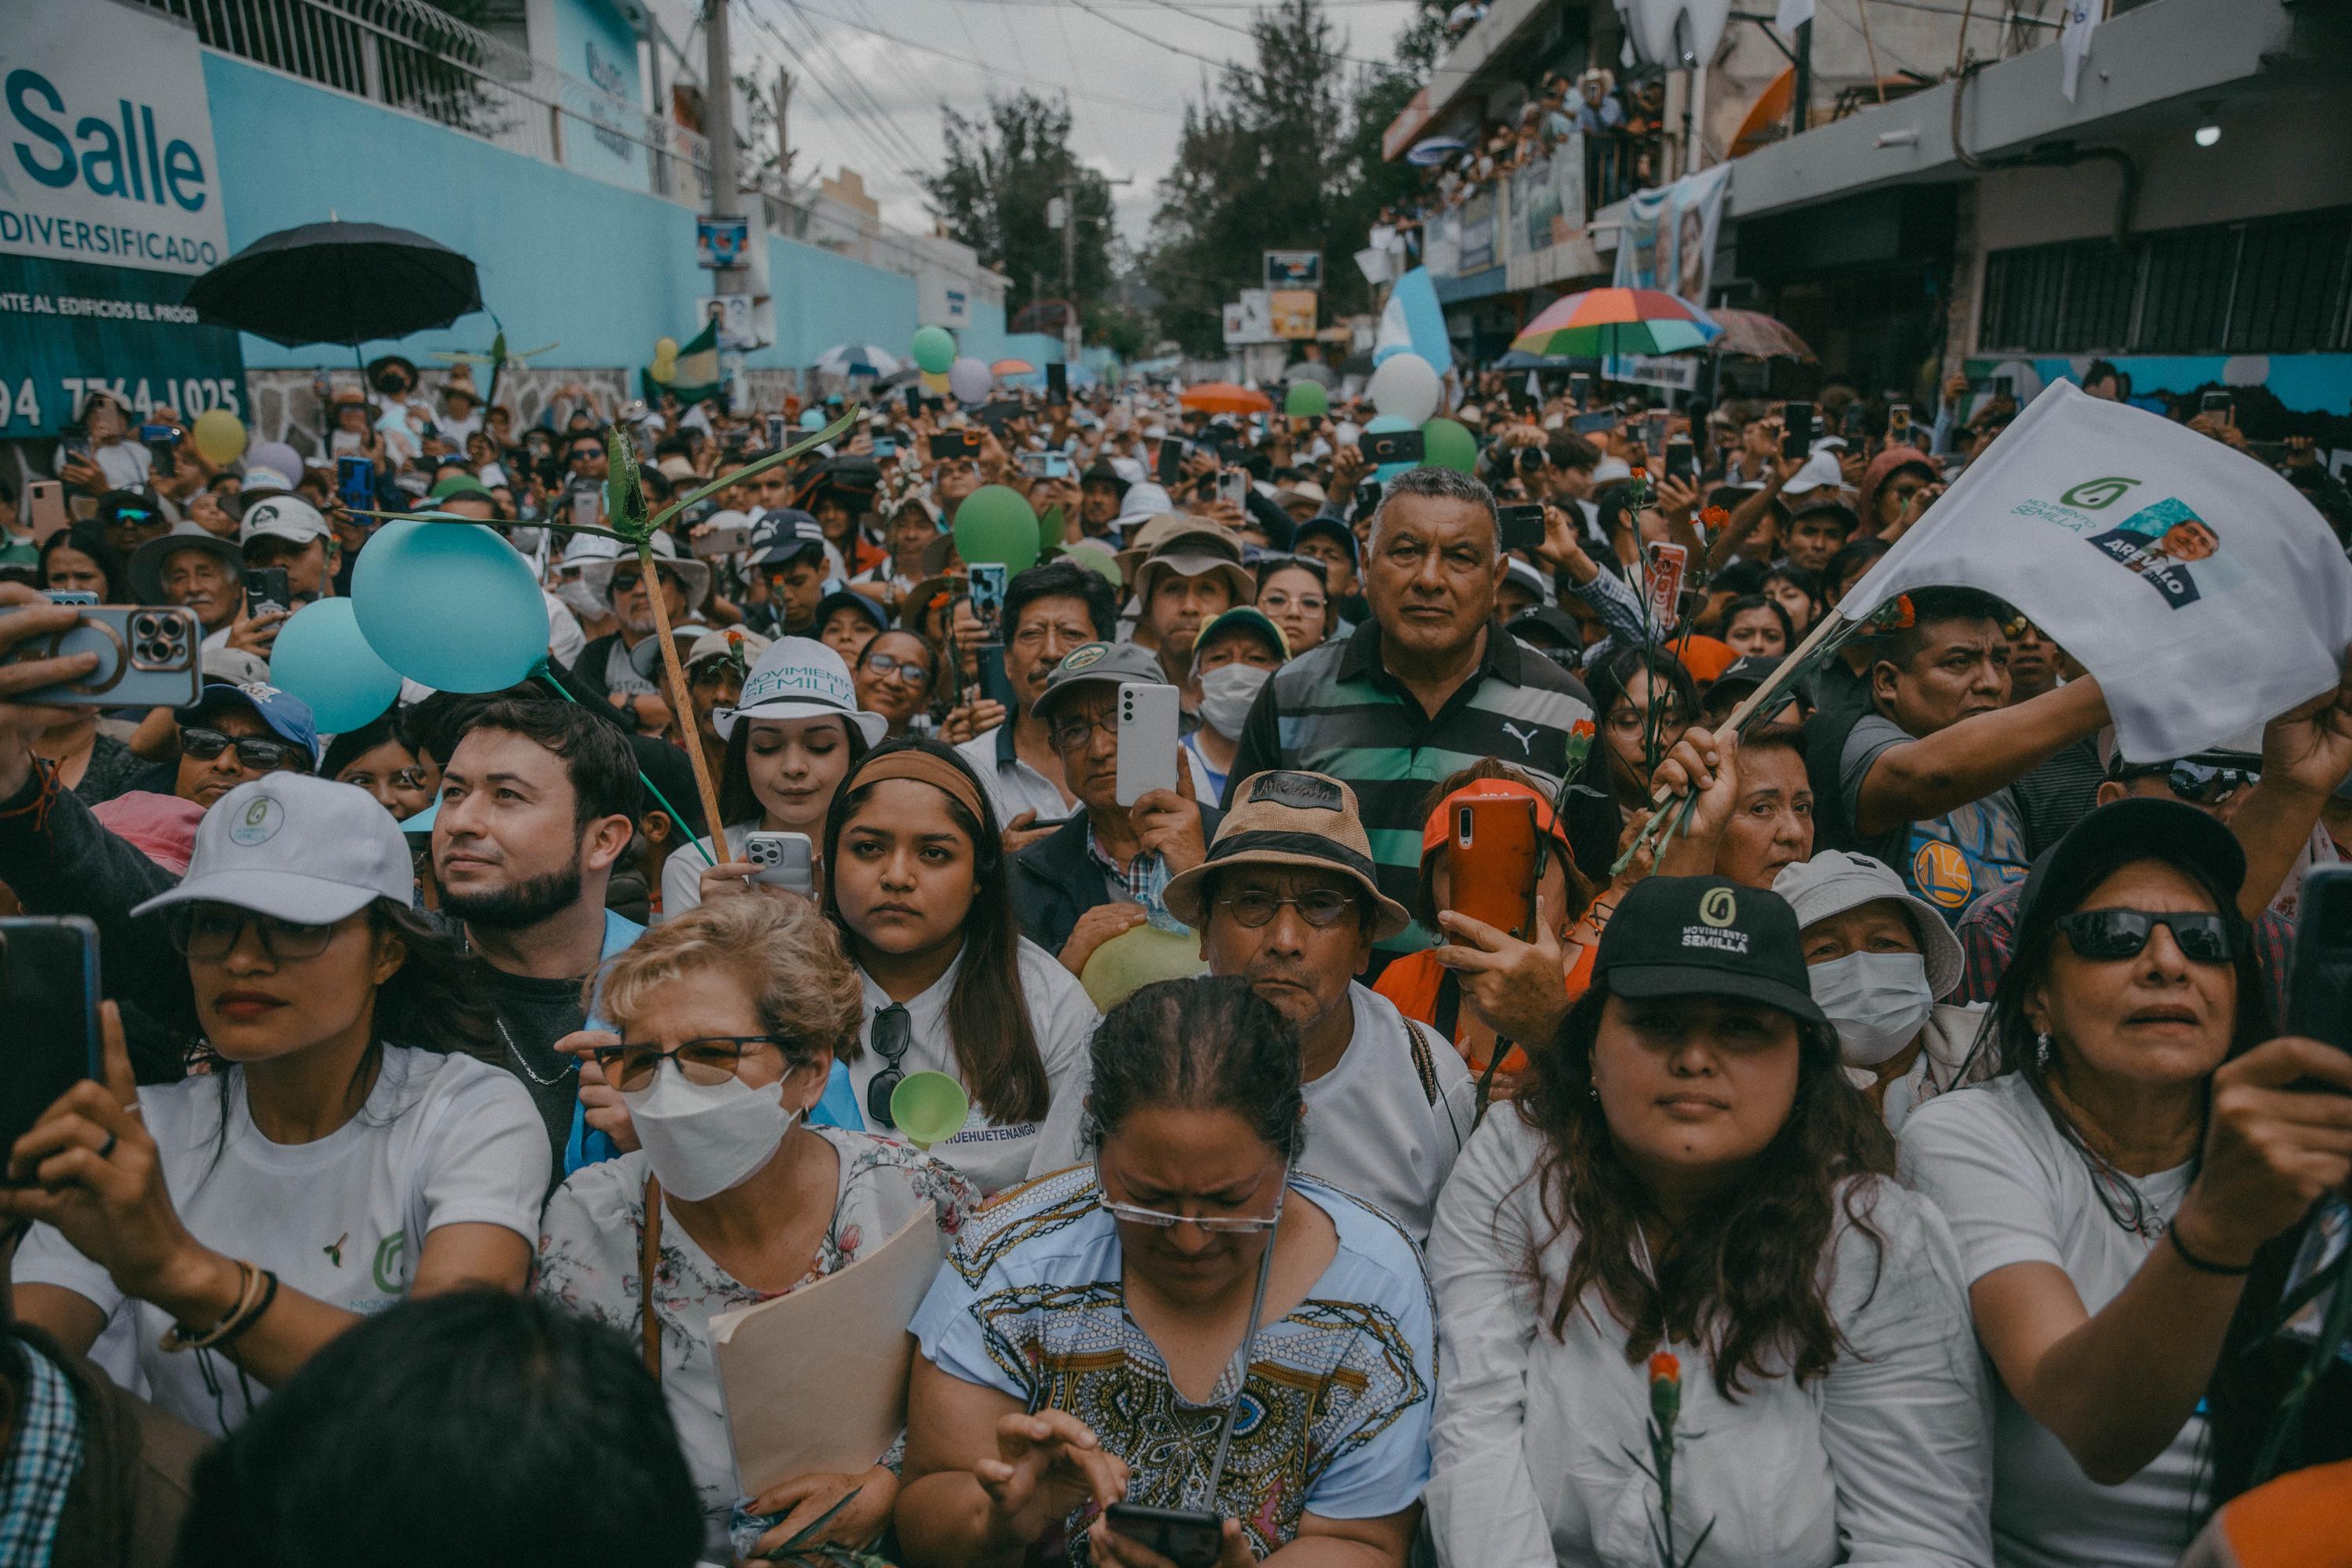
[911,1166,1436,1561]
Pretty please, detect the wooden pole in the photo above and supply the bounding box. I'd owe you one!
[639,545,728,846]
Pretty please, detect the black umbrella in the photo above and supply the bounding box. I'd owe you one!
[185,220,482,348]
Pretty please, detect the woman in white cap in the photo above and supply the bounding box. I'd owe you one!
[660,637,886,921]
[2,775,548,1437]
[1774,849,1987,1132]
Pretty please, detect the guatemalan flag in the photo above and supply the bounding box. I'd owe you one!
[1839,379,2352,762]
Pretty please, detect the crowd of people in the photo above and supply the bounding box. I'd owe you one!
[2,344,2349,1568]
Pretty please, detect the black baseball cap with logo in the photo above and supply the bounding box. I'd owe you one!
[1595,874,1826,1025]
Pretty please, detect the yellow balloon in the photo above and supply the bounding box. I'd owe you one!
[651,336,680,382]
[1078,924,1208,1012]
[189,408,246,466]
[920,368,950,395]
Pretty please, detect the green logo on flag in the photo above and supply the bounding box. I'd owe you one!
[2062,477,2140,510]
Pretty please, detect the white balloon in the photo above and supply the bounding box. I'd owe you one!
[1368,353,1441,424]
[948,355,993,404]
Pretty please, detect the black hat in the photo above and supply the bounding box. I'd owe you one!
[814,588,888,637]
[1595,875,1826,1025]
[1292,515,1357,564]
[2013,798,2245,941]
[1508,605,1582,650]
[747,508,827,568]
[1709,654,1783,699]
[1080,459,1131,499]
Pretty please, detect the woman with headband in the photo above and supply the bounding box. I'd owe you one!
[819,739,1099,1193]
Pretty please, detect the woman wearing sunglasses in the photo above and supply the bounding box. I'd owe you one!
[896,975,1432,1568]
[539,894,976,1562]
[820,739,1096,1195]
[3,775,546,1437]
[1900,797,2352,1567]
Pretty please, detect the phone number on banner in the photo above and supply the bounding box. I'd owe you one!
[0,374,244,434]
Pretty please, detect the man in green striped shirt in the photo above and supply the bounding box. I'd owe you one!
[1223,466,1619,962]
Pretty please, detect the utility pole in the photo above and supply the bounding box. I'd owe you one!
[704,0,746,405]
[775,68,792,194]
[646,24,667,196]
[1059,178,1080,361]
[1789,16,1813,142]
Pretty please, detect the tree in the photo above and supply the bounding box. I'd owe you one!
[1142,0,1452,357]
[925,93,1114,329]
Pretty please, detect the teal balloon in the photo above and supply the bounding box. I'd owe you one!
[1421,417,1477,474]
[953,485,1040,573]
[909,325,956,376]
[1365,414,1417,484]
[799,408,825,430]
[351,517,549,693]
[1283,380,1328,419]
[268,598,401,733]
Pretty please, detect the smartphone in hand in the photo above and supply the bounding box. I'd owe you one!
[0,917,100,1178]
[1114,682,1181,806]
[1780,402,1814,461]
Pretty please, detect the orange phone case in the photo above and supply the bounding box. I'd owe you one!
[1448,797,1541,937]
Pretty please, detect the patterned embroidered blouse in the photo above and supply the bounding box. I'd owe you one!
[537,1126,978,1552]
[910,1164,1436,1565]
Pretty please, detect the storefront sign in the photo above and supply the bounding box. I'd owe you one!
[0,254,249,437]
[2,0,231,275]
[1602,351,1700,391]
[1264,250,1323,291]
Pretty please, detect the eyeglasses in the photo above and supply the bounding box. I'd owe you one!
[1214,890,1356,928]
[590,1036,792,1094]
[1258,590,1327,615]
[1047,712,1117,753]
[180,727,310,774]
[866,1004,912,1127]
[861,651,931,687]
[2111,760,2255,806]
[166,904,339,964]
[2056,908,2234,965]
[1102,1167,1289,1234]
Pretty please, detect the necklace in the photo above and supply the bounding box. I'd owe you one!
[495,1014,579,1087]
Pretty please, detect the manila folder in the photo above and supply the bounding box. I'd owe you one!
[709,1207,946,1497]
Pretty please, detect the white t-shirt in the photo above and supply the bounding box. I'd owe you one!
[1899,1073,2207,1568]
[1428,1115,1991,1567]
[16,1047,546,1436]
[658,822,755,924]
[1297,984,1474,1243]
[543,589,586,666]
[850,938,1098,1195]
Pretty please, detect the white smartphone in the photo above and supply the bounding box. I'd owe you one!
[744,830,815,895]
[1114,683,1181,807]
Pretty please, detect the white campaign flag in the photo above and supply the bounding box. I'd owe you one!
[1840,379,2352,762]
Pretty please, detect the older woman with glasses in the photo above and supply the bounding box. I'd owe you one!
[1900,798,2352,1568]
[855,630,938,739]
[539,895,977,1562]
[5,776,545,1439]
[895,975,1433,1568]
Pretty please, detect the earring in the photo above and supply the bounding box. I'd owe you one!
[2034,1031,2053,1069]
[1587,1081,1600,1100]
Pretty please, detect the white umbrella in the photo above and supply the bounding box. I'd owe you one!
[811,343,902,378]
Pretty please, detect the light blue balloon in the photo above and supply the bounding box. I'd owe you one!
[351,516,548,693]
[268,598,401,733]
[799,408,825,430]
[1365,413,1416,483]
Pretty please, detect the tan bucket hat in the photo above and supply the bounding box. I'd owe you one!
[1162,769,1411,939]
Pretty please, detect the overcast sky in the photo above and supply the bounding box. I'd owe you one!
[655,0,1426,248]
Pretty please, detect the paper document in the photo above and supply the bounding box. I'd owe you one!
[708,1207,946,1497]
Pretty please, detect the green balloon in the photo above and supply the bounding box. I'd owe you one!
[1060,539,1122,588]
[1421,417,1478,475]
[1079,923,1210,1011]
[909,325,956,376]
[1284,379,1329,419]
[953,484,1040,572]
[889,1071,970,1149]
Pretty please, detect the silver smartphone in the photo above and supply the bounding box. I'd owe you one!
[0,604,201,707]
[1114,682,1181,807]
[744,830,815,895]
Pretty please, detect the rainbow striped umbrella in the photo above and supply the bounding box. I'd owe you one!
[1510,288,1721,358]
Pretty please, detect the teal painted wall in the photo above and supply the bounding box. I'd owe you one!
[553,0,646,193]
[201,53,922,375]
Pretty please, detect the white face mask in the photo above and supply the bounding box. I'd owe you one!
[1196,662,1272,738]
[622,1067,798,1201]
[1809,950,1935,1068]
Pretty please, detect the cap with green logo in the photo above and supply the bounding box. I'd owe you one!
[1595,874,1825,1025]
[129,775,416,925]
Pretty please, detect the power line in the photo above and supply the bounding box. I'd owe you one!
[768,0,935,169]
[762,0,1189,118]
[739,0,931,198]
[1127,0,1388,69]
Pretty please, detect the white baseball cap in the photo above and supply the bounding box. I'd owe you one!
[1772,850,1965,1000]
[1780,447,1849,498]
[240,495,332,549]
[714,637,887,745]
[130,775,413,925]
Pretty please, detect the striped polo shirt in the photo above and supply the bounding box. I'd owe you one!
[1224,617,1617,958]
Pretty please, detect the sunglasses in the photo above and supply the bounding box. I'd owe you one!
[866,1004,912,1128]
[2055,908,2234,965]
[2111,760,2255,806]
[167,904,339,964]
[180,726,310,774]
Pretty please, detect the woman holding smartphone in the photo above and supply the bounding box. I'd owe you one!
[660,637,882,921]
[820,739,1095,1193]
[895,976,1432,1568]
[2,775,546,1436]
